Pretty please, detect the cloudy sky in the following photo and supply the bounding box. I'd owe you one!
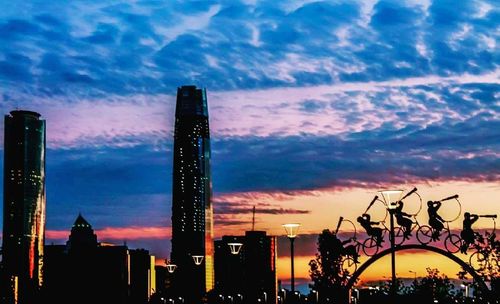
[0,0,499,287]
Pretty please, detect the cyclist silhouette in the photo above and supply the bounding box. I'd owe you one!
[357,214,384,246]
[460,212,479,253]
[394,201,413,239]
[332,233,360,263]
[427,201,445,240]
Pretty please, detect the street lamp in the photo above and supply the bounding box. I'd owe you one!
[192,255,204,266]
[166,263,177,274]
[228,242,243,255]
[283,223,301,294]
[461,283,470,298]
[378,189,403,302]
[409,270,417,281]
[165,259,177,273]
[311,290,319,303]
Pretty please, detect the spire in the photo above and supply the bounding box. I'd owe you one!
[68,213,98,253]
[73,213,91,228]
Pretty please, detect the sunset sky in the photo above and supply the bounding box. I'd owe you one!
[0,0,499,290]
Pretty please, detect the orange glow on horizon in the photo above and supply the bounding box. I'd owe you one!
[45,181,498,283]
[218,181,499,283]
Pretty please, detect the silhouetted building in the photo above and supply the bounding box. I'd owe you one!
[2,110,46,304]
[171,86,214,301]
[41,245,67,303]
[214,236,245,296]
[67,213,98,253]
[43,214,156,304]
[154,265,172,295]
[215,231,278,304]
[130,249,156,304]
[97,245,130,304]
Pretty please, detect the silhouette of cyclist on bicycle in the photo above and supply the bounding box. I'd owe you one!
[332,233,360,263]
[427,201,445,240]
[460,212,479,253]
[394,201,413,239]
[357,214,384,246]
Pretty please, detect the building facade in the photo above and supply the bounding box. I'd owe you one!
[129,249,156,304]
[2,110,46,304]
[214,231,278,304]
[171,86,214,301]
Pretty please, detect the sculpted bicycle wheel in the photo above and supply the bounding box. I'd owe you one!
[341,256,358,274]
[392,226,406,246]
[469,251,487,272]
[416,225,433,245]
[362,237,380,256]
[444,234,462,253]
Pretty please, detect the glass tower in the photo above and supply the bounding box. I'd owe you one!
[171,86,214,300]
[2,110,46,304]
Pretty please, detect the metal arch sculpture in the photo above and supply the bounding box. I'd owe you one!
[344,244,490,293]
[333,190,496,303]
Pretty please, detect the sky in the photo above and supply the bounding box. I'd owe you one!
[0,0,499,289]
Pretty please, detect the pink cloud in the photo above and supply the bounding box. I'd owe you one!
[46,226,171,241]
[3,69,497,148]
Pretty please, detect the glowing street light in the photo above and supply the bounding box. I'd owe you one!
[282,223,301,294]
[165,259,177,273]
[379,190,404,210]
[228,242,243,255]
[192,255,204,265]
[283,223,301,238]
[166,263,177,273]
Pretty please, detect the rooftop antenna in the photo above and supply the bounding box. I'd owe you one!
[252,206,256,231]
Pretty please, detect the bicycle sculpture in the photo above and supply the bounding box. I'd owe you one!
[392,187,433,246]
[335,217,362,273]
[468,215,498,272]
[337,188,498,275]
[356,195,389,256]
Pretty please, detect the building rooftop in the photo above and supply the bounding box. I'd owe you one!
[9,110,42,119]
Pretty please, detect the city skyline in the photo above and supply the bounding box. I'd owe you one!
[0,0,499,290]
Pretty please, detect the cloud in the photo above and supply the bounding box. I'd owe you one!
[0,0,498,269]
[0,0,497,96]
[46,225,170,241]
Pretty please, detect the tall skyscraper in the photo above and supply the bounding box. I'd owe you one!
[2,110,46,304]
[171,86,214,301]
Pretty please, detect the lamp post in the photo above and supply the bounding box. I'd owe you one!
[311,290,319,303]
[283,223,301,295]
[227,242,243,301]
[379,190,403,303]
[460,283,470,298]
[409,270,417,281]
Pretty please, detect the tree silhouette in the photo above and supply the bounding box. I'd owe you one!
[458,231,499,302]
[308,229,353,302]
[409,268,456,303]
